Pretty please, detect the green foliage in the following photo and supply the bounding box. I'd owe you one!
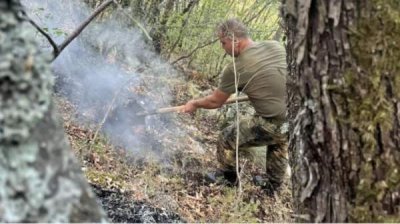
[31,0,281,81]
[160,0,281,80]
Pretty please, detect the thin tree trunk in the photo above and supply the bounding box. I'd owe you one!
[151,0,175,53]
[283,0,400,222]
[167,0,199,59]
[0,1,107,222]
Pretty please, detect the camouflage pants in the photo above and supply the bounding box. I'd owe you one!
[217,114,288,186]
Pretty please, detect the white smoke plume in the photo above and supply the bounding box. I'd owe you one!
[21,0,185,155]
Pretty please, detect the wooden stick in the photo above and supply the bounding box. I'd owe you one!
[225,95,249,104]
[137,96,249,116]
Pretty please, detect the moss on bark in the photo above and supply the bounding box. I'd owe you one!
[283,0,400,222]
[346,0,400,221]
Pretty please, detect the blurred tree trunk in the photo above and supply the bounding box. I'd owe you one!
[0,1,107,222]
[167,0,199,58]
[283,0,400,222]
[151,0,175,53]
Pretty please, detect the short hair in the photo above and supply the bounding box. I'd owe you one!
[216,18,249,39]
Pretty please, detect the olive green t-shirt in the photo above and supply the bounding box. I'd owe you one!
[218,41,287,118]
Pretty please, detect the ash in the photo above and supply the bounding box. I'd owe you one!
[91,184,184,223]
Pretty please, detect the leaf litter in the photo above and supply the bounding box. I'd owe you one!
[56,69,293,223]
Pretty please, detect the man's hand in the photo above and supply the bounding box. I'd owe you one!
[179,89,230,113]
[180,100,198,113]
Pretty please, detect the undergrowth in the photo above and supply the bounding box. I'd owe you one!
[55,80,293,222]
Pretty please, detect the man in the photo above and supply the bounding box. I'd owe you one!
[180,18,288,193]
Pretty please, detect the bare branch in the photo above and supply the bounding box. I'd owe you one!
[21,10,59,57]
[171,39,218,65]
[55,0,115,59]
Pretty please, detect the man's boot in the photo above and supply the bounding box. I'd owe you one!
[204,169,237,186]
[252,175,282,196]
[254,144,287,195]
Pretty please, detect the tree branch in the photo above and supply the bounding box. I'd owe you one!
[171,39,218,65]
[54,0,115,59]
[21,10,59,57]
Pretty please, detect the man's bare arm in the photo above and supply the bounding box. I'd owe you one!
[181,89,230,113]
[193,89,230,109]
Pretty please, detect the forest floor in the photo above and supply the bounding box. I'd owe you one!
[55,70,293,223]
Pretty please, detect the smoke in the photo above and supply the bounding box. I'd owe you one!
[21,0,184,155]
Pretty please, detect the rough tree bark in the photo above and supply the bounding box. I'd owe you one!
[0,1,107,222]
[283,0,400,222]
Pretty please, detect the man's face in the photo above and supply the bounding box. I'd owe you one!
[219,36,239,56]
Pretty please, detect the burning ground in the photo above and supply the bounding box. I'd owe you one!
[56,71,293,222]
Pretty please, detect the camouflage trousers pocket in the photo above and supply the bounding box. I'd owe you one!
[216,115,288,171]
[257,117,286,144]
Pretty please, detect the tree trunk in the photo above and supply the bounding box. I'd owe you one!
[283,0,400,222]
[151,0,175,53]
[0,1,107,222]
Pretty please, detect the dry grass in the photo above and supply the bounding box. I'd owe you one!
[55,77,293,222]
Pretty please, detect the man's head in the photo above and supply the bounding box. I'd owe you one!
[216,18,251,57]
